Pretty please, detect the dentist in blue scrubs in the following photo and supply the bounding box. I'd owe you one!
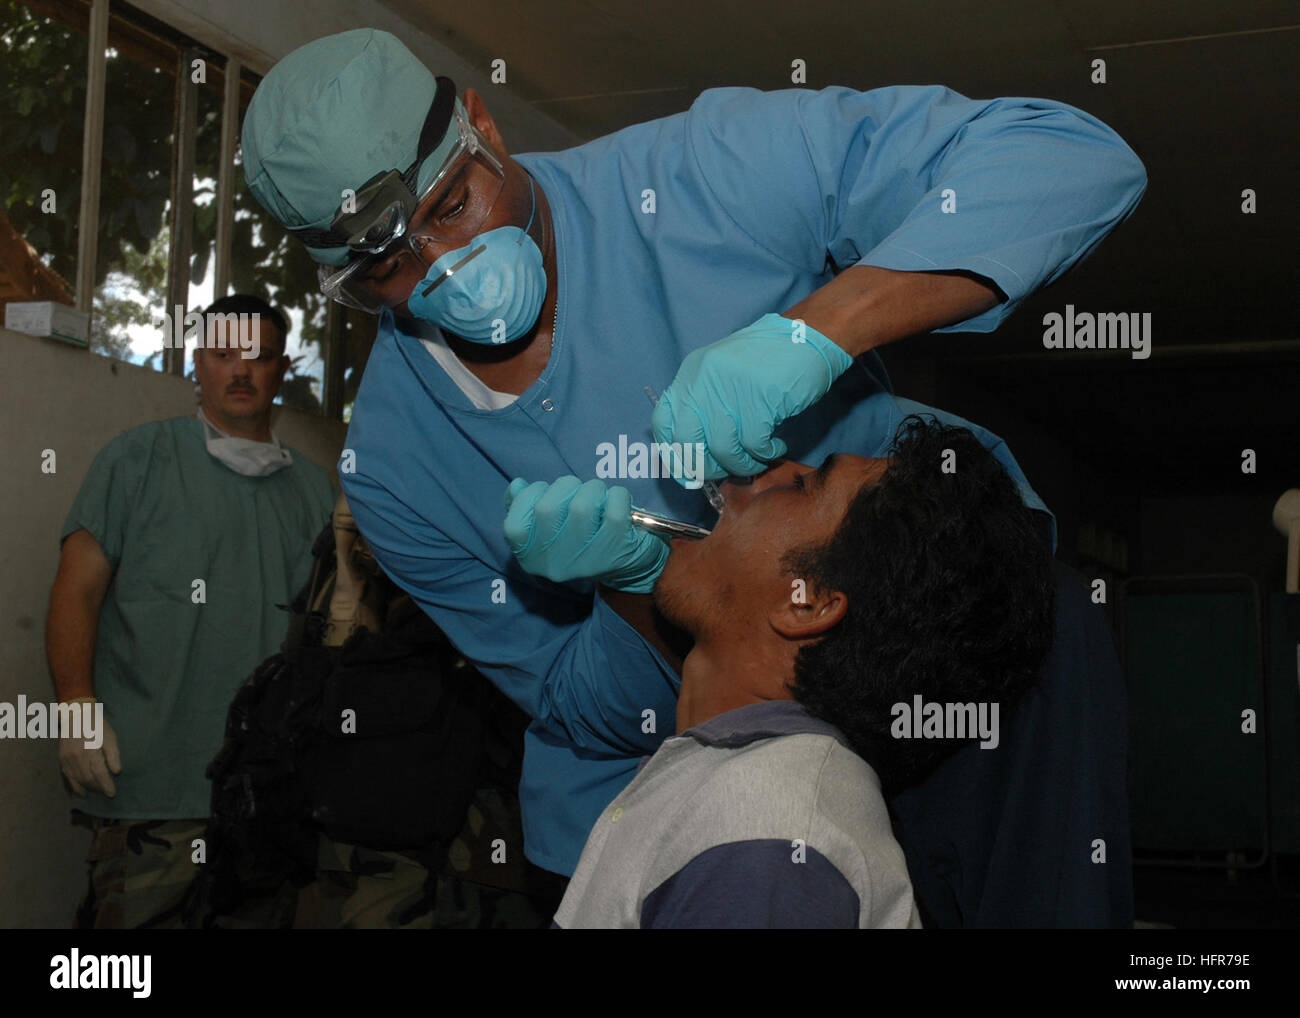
[242,28,1144,925]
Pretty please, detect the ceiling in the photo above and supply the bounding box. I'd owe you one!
[380,0,1299,494]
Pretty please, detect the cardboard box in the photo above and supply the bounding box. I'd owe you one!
[4,301,90,348]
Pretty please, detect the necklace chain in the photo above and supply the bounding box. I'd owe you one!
[543,184,558,342]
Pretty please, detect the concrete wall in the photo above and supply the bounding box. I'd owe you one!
[0,328,346,927]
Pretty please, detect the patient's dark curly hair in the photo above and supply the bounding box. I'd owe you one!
[787,415,1055,792]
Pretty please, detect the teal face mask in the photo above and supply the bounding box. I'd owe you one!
[406,176,547,344]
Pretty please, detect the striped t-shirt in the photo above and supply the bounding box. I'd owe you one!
[554,699,922,929]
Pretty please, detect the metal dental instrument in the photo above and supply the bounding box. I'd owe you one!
[630,385,720,540]
[629,507,711,541]
[642,386,726,516]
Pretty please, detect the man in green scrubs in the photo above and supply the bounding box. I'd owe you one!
[45,294,334,928]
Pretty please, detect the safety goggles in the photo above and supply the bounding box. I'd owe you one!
[316,106,507,313]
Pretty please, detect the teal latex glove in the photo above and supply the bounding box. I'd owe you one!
[651,312,854,482]
[503,476,669,594]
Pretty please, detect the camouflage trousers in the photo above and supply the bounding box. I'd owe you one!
[77,815,290,929]
[78,789,565,929]
[296,788,560,930]
[78,816,204,929]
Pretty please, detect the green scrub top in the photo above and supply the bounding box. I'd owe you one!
[61,415,334,819]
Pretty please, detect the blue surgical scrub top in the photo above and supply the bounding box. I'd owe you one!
[340,84,1146,875]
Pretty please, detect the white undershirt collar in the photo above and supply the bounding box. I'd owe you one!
[419,331,519,411]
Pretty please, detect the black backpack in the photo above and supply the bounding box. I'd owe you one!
[190,519,527,923]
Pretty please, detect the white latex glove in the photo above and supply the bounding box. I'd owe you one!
[60,716,121,797]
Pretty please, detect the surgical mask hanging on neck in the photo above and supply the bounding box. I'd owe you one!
[406,175,547,344]
[198,408,293,477]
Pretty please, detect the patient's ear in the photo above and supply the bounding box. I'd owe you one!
[770,580,847,640]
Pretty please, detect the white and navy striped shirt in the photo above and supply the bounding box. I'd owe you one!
[554,699,922,929]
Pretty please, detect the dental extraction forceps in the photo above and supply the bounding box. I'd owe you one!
[628,386,724,541]
[628,508,712,541]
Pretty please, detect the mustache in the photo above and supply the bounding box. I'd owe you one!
[225,384,256,394]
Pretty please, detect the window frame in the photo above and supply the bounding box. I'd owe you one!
[15,0,343,417]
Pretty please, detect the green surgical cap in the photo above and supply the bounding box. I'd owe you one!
[242,29,464,266]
